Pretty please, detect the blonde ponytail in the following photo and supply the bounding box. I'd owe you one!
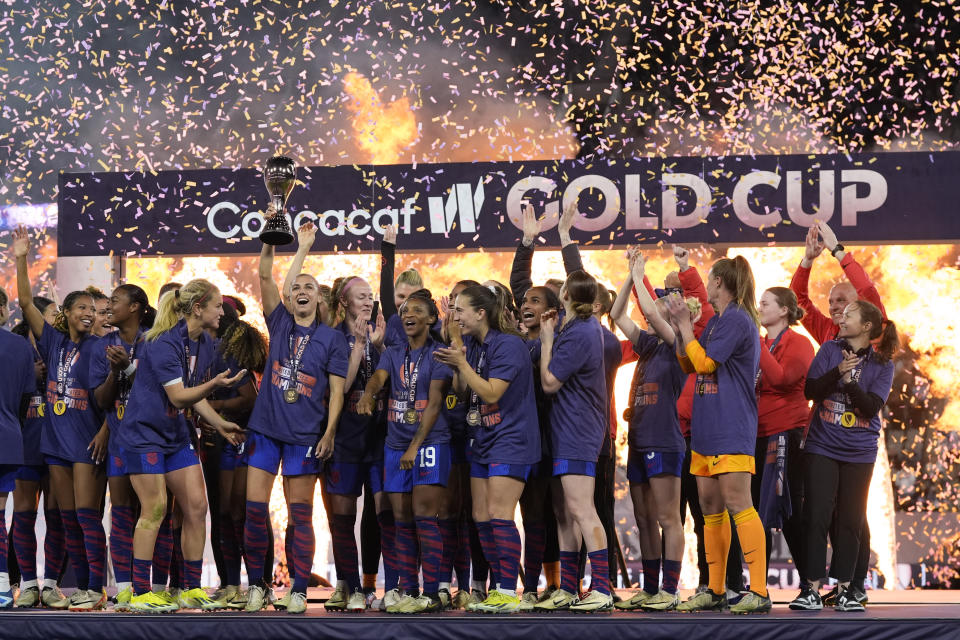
[146,279,218,341]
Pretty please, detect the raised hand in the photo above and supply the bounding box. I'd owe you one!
[816,220,839,252]
[540,309,558,337]
[370,310,386,350]
[383,224,398,245]
[804,224,825,262]
[296,220,317,248]
[673,245,690,271]
[664,292,692,328]
[521,200,543,246]
[558,197,578,244]
[631,252,648,282]
[12,225,29,258]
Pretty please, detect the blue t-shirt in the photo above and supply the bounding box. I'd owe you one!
[119,320,215,454]
[89,330,144,455]
[334,321,386,463]
[208,349,253,427]
[526,337,553,459]
[376,338,452,450]
[600,325,623,456]
[247,305,349,446]
[444,334,476,441]
[547,316,607,462]
[466,330,540,465]
[21,339,46,466]
[690,305,761,457]
[627,332,686,453]
[803,340,894,464]
[0,330,36,465]
[36,325,104,462]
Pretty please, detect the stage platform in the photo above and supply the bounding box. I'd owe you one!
[1,589,957,640]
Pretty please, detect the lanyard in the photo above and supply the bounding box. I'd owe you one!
[56,344,79,397]
[469,344,488,414]
[755,328,787,388]
[179,324,203,388]
[349,330,373,386]
[287,330,312,389]
[403,343,427,407]
[117,330,143,404]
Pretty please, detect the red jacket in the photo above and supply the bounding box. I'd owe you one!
[756,328,815,437]
[790,252,887,345]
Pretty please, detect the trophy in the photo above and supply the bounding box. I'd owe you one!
[260,155,297,245]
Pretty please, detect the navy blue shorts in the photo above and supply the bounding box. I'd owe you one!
[383,443,451,493]
[245,431,321,477]
[470,461,531,482]
[627,450,684,483]
[15,464,46,483]
[44,455,74,468]
[108,444,128,478]
[124,443,199,475]
[551,458,596,478]
[0,464,17,492]
[325,460,384,496]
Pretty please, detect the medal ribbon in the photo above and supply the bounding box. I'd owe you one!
[468,344,488,416]
[286,330,312,393]
[56,344,79,398]
[754,327,787,388]
[403,343,427,412]
[117,330,143,406]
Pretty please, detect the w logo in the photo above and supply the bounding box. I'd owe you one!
[428,180,485,234]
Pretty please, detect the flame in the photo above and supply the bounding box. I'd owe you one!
[342,72,418,164]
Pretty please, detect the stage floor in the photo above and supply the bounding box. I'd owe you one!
[1,589,957,640]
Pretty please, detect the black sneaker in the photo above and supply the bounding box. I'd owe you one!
[421,593,444,613]
[848,584,868,604]
[834,586,865,612]
[788,584,823,611]
[821,585,839,606]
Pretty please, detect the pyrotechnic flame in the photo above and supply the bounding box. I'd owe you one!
[342,72,418,165]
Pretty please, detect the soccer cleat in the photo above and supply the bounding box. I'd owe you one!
[42,586,70,609]
[537,585,558,603]
[114,586,134,612]
[287,591,308,614]
[729,591,772,615]
[130,590,180,614]
[325,581,348,611]
[464,588,487,612]
[518,591,539,612]
[438,588,451,610]
[821,585,839,606]
[363,589,377,609]
[387,593,430,614]
[244,585,267,612]
[676,589,726,613]
[569,590,614,613]
[450,589,471,610]
[381,587,403,611]
[640,589,679,612]
[270,591,287,610]
[473,590,520,614]
[0,589,13,609]
[179,587,227,611]
[68,589,107,611]
[346,589,367,612]
[227,589,250,610]
[834,586,866,612]
[614,590,652,610]
[789,584,823,611]
[213,585,239,605]
[533,588,575,612]
[421,593,445,613]
[15,586,40,608]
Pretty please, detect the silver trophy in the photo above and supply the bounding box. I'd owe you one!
[260,155,297,245]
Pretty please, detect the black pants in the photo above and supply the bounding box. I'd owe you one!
[801,453,873,583]
[200,431,227,586]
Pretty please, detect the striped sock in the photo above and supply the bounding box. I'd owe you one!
[12,511,38,582]
[438,518,457,586]
[559,550,579,594]
[170,527,183,589]
[522,520,546,592]
[476,521,501,588]
[330,513,360,592]
[285,523,295,582]
[109,506,135,586]
[662,558,682,595]
[394,520,419,593]
[490,519,522,592]
[43,508,65,583]
[60,509,90,589]
[76,508,106,592]
[183,559,202,590]
[133,557,152,595]
[377,511,398,591]
[219,512,241,586]
[415,516,443,594]
[152,512,173,588]
[733,507,768,598]
[244,501,269,586]
[454,517,471,589]
[290,503,315,594]
[588,549,610,595]
[642,558,661,594]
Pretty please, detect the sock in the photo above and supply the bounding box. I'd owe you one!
[12,511,38,583]
[233,518,249,584]
[60,509,90,589]
[290,503,315,594]
[170,527,184,589]
[437,518,457,587]
[468,520,489,591]
[180,559,201,590]
[109,506,135,586]
[662,559,682,595]
[559,550,579,594]
[642,558,661,595]
[133,557,152,595]
[475,521,501,589]
[243,501,269,586]
[0,515,7,589]
[43,508,65,585]
[359,498,381,584]
[415,516,443,594]
[152,513,172,589]
[588,549,610,595]
[76,508,106,592]
[454,517,471,589]
[285,523,295,582]
[733,507,768,598]
[703,512,732,596]
[377,511,398,591]
[522,520,546,592]
[543,561,561,589]
[490,519,521,592]
[219,512,241,587]
[362,574,376,591]
[330,513,360,592]
[395,520,419,593]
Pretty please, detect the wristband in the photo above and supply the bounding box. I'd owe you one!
[123,362,137,377]
[831,243,845,257]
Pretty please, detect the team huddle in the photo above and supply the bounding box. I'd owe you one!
[0,202,898,615]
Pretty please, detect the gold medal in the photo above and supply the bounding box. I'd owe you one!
[284,388,299,404]
[404,408,418,425]
[38,403,45,418]
[54,400,67,416]
[116,405,125,421]
[466,410,482,427]
[841,411,857,428]
[622,408,634,421]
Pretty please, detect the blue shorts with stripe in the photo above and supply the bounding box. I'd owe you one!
[627,449,684,483]
[123,442,198,475]
[470,461,531,482]
[551,458,596,478]
[383,443,451,493]
[325,460,384,496]
[245,431,321,477]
